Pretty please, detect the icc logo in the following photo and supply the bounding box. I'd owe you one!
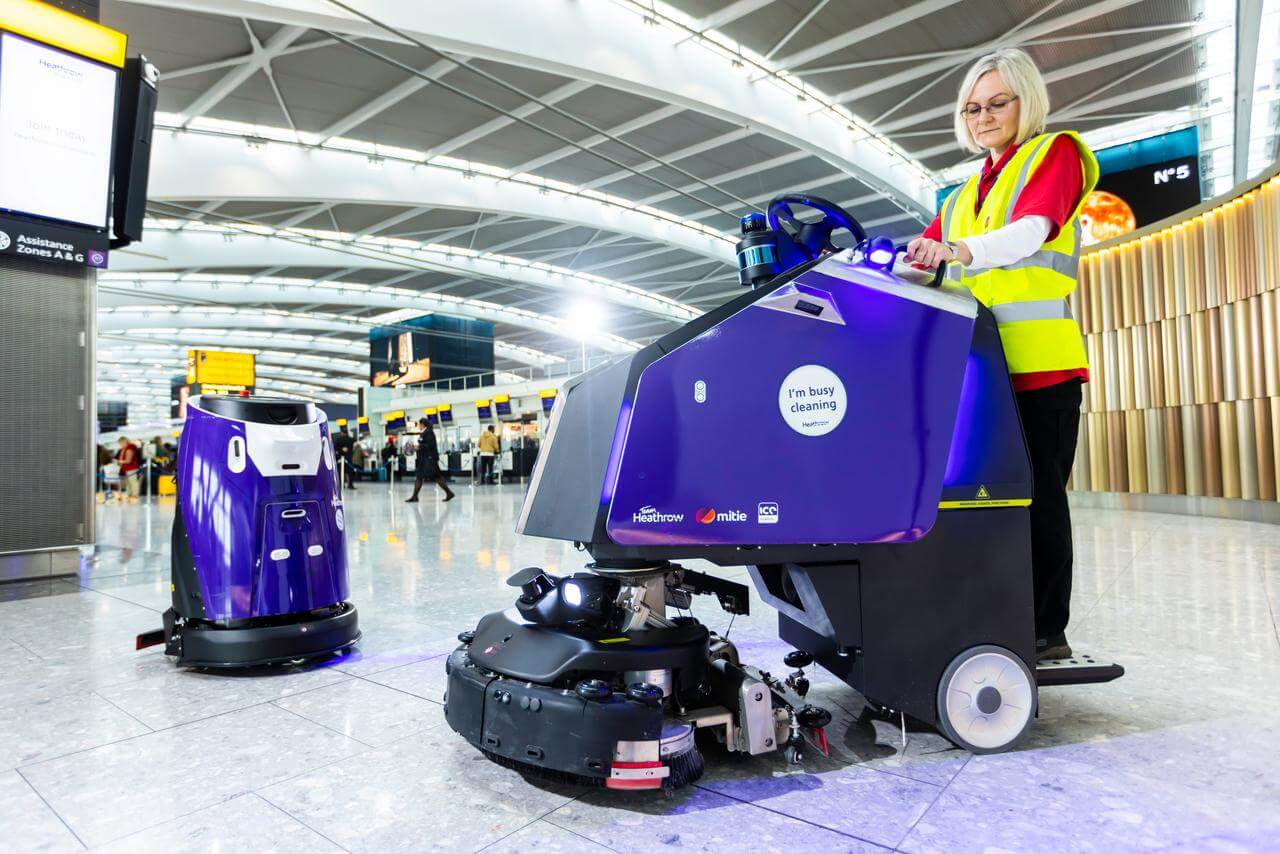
[0,231,9,251]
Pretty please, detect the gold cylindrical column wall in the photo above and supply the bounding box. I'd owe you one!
[1071,171,1280,509]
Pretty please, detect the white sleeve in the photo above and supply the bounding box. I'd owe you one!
[961,215,1052,270]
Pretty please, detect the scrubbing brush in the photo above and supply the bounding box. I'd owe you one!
[661,739,705,789]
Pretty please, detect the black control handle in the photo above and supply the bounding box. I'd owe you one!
[894,243,947,288]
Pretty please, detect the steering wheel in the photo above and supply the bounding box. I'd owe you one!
[766,193,867,260]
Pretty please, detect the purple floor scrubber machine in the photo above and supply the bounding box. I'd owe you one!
[137,395,359,667]
[444,194,1122,791]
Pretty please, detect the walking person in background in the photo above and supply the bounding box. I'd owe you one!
[332,424,357,490]
[477,425,500,484]
[116,437,141,501]
[406,418,455,503]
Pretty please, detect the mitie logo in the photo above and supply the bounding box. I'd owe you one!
[696,506,747,524]
[632,505,683,524]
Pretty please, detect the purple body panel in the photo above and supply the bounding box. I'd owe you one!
[178,402,348,622]
[605,261,975,546]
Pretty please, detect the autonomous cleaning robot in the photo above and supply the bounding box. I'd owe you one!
[444,194,1121,790]
[137,395,360,666]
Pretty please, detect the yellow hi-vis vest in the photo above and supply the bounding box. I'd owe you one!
[940,130,1099,375]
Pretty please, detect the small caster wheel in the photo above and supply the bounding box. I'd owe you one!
[796,705,831,729]
[937,644,1036,754]
[783,650,813,669]
[785,744,803,765]
[576,679,613,701]
[625,682,664,706]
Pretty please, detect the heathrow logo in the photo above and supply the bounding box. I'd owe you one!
[0,231,9,251]
[632,505,683,524]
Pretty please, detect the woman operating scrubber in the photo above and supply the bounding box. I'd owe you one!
[907,48,1098,662]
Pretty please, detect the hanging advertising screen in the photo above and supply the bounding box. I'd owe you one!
[0,32,118,229]
[1080,155,1201,245]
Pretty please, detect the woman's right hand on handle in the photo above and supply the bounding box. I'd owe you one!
[905,237,953,269]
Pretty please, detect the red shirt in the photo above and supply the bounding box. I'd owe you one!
[116,444,140,474]
[922,135,1089,393]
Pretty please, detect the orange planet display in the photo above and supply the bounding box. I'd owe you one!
[1079,190,1137,246]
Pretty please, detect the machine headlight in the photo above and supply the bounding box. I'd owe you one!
[865,236,896,270]
[562,580,583,607]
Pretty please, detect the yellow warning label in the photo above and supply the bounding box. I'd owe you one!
[598,637,631,644]
[939,498,1031,510]
[975,485,990,499]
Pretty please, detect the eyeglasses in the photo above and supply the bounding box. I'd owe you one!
[960,95,1019,120]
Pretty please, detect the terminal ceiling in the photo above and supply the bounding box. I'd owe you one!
[96,0,1274,415]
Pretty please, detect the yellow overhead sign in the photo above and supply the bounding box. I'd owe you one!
[0,0,128,67]
[357,416,368,424]
[475,400,490,408]
[187,350,255,388]
[383,410,405,422]
[424,407,437,415]
[492,393,510,404]
[539,388,558,398]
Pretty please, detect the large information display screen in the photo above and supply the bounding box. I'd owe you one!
[0,32,118,229]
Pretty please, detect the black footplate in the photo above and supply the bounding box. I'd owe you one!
[1035,651,1124,687]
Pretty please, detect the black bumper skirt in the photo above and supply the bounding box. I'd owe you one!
[444,646,662,783]
[169,602,360,667]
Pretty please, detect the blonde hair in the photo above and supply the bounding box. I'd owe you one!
[954,48,1050,154]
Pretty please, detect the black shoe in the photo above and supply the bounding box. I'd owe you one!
[443,492,455,502]
[1036,632,1072,661]
[405,497,419,503]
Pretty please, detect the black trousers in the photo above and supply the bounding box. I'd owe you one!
[479,455,495,483]
[1015,378,1082,639]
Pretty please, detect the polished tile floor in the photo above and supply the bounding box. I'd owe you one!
[4,482,1280,852]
